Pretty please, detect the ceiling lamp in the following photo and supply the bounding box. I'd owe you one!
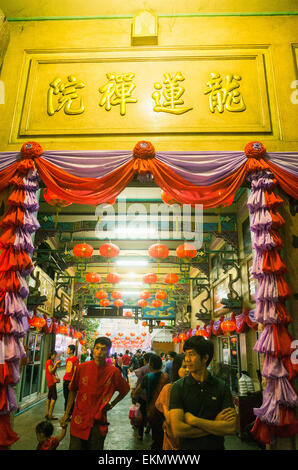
[73,243,94,258]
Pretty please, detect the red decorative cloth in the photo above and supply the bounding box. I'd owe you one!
[0,414,19,447]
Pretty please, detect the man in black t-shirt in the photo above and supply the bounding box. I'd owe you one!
[169,336,237,450]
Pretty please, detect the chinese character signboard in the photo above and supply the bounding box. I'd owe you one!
[15,47,272,140]
[143,300,176,320]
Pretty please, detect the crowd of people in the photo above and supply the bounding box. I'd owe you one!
[39,336,237,451]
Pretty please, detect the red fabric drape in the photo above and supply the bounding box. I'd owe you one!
[34,157,136,205]
[0,162,19,193]
[266,160,298,200]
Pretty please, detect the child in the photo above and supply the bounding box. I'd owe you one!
[36,420,68,450]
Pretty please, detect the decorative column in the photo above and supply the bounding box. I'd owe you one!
[245,142,298,446]
[0,143,41,448]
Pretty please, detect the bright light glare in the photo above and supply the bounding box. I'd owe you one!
[122,291,140,297]
[116,259,148,267]
[119,281,143,287]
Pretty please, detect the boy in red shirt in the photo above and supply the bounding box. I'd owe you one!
[36,420,67,450]
[63,344,79,419]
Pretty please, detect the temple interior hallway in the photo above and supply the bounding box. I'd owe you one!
[11,389,260,451]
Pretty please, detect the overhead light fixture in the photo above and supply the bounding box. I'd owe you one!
[116,259,148,267]
[122,291,141,297]
[119,281,143,287]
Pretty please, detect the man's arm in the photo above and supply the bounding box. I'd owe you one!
[184,408,237,436]
[56,424,68,443]
[60,391,76,426]
[169,409,210,439]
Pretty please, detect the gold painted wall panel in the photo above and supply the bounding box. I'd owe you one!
[16,47,271,138]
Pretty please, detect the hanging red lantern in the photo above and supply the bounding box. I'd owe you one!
[155,290,167,300]
[143,273,157,284]
[111,291,123,300]
[31,316,46,330]
[159,321,166,327]
[107,272,122,284]
[80,339,87,346]
[106,332,111,337]
[73,243,93,258]
[100,299,110,307]
[74,331,82,340]
[125,336,130,340]
[118,333,124,337]
[114,299,124,308]
[140,290,151,300]
[124,310,133,317]
[85,272,101,283]
[161,190,180,206]
[114,336,119,341]
[176,243,197,260]
[96,290,108,300]
[152,299,163,308]
[43,188,72,208]
[138,299,148,308]
[164,273,179,285]
[141,332,147,337]
[148,243,169,260]
[130,332,135,337]
[196,328,206,337]
[221,319,236,335]
[142,321,148,327]
[99,243,120,258]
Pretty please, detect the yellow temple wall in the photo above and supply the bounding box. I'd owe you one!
[0,2,298,151]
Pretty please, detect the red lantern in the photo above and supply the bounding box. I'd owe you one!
[148,243,169,260]
[140,290,150,300]
[118,333,123,337]
[125,336,130,340]
[176,243,197,260]
[114,299,124,308]
[106,332,111,337]
[80,339,87,346]
[142,321,148,327]
[143,273,157,284]
[130,332,135,337]
[99,243,120,258]
[111,291,123,300]
[106,272,121,284]
[155,290,167,300]
[196,329,206,337]
[138,299,148,308]
[43,188,72,208]
[100,299,110,307]
[73,243,93,258]
[152,299,162,308]
[114,336,119,341]
[31,316,46,330]
[159,321,166,327]
[96,290,108,300]
[161,190,180,206]
[164,273,179,285]
[221,320,236,335]
[141,332,146,337]
[85,272,101,283]
[74,332,82,340]
[124,310,133,317]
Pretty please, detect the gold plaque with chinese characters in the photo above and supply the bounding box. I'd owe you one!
[15,47,272,140]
